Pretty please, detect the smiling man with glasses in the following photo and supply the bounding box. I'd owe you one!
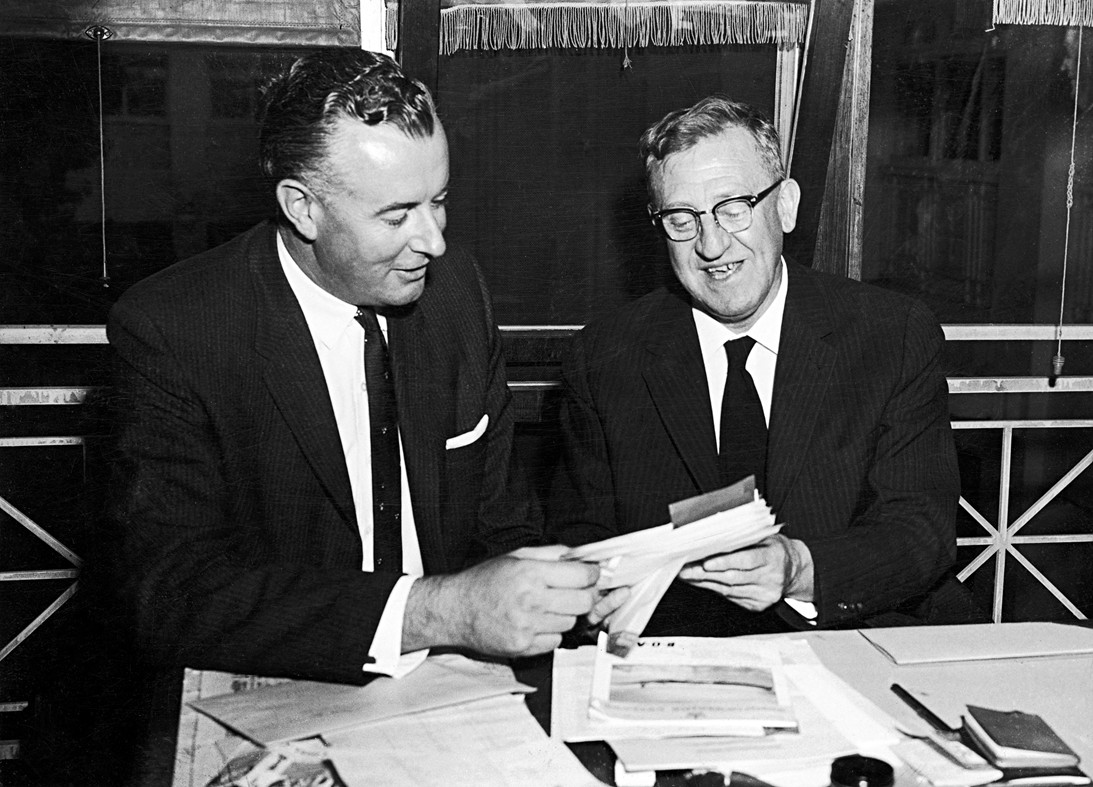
[549,96,981,639]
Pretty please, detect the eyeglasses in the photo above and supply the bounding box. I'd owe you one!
[650,179,784,242]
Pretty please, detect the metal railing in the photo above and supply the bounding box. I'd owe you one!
[3,322,1092,666]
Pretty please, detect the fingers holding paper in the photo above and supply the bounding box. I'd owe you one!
[586,585,631,628]
[678,534,815,612]
[404,546,601,658]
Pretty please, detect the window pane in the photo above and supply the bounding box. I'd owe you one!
[866,6,1093,337]
[0,39,306,324]
[440,45,779,325]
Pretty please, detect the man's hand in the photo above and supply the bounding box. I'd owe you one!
[403,545,600,657]
[677,534,814,612]
[587,586,630,628]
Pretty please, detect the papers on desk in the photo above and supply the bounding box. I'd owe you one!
[553,636,902,787]
[588,632,796,736]
[564,476,781,656]
[190,652,531,745]
[325,693,602,787]
[861,622,1093,665]
[182,653,596,787]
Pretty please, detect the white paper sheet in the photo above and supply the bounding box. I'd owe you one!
[563,478,781,655]
[325,693,603,787]
[861,622,1093,665]
[189,653,531,745]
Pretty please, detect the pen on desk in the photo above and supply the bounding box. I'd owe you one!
[890,683,956,735]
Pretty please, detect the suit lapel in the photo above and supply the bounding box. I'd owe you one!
[766,263,837,513]
[642,291,721,494]
[250,224,357,532]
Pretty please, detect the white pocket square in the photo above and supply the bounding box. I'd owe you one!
[445,414,489,450]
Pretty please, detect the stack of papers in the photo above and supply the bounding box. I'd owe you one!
[552,637,904,787]
[564,477,781,655]
[183,654,601,787]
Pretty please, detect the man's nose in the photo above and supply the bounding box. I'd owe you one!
[413,208,447,258]
[694,213,734,260]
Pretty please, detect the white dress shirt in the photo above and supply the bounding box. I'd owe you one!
[278,232,428,676]
[691,258,816,620]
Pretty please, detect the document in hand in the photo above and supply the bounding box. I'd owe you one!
[588,632,797,738]
[564,476,781,656]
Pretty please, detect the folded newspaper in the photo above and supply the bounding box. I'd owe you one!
[564,476,781,656]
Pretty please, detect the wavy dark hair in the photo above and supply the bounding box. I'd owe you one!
[258,49,437,195]
[639,96,784,200]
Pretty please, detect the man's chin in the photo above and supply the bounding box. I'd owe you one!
[379,281,427,310]
[691,296,761,328]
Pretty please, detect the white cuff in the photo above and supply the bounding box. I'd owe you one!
[364,575,429,678]
[784,597,818,625]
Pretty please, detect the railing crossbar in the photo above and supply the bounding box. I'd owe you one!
[1006,546,1088,620]
[958,497,999,537]
[0,495,82,567]
[0,582,79,663]
[0,569,80,581]
[957,540,999,582]
[1009,447,1093,536]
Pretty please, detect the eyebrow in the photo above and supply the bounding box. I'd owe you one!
[374,187,449,216]
[375,200,419,215]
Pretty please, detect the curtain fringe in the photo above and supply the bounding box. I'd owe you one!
[992,0,1093,26]
[387,1,808,54]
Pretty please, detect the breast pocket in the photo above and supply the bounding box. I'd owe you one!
[442,414,489,540]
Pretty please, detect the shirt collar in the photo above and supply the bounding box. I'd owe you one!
[276,229,360,350]
[692,257,788,359]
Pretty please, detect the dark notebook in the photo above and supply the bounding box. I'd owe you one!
[963,706,1078,769]
[960,705,1088,787]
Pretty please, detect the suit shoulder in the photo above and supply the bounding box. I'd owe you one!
[793,264,942,338]
[578,288,684,345]
[111,222,269,320]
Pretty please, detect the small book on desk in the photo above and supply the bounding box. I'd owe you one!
[961,705,1089,787]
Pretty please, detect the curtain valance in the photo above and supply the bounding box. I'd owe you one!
[388,0,808,55]
[993,0,1093,26]
[0,0,361,46]
[0,0,807,52]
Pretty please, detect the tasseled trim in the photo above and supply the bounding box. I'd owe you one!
[385,0,808,54]
[992,0,1093,26]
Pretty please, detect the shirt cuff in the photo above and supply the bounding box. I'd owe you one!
[783,598,818,625]
[363,575,429,678]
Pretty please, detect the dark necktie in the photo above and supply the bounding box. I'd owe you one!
[719,336,767,494]
[355,307,402,572]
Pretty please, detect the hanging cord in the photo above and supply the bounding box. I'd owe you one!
[1053,25,1083,383]
[622,0,633,70]
[85,25,114,287]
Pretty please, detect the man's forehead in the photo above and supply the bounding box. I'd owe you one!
[653,128,766,200]
[326,117,444,159]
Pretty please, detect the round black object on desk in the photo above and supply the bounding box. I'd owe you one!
[830,755,895,787]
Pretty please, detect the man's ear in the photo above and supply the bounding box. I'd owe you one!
[776,178,801,234]
[275,179,321,242]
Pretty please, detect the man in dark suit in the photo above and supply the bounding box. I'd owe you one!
[550,96,974,637]
[107,50,600,685]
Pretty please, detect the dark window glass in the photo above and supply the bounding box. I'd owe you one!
[0,40,309,324]
[440,46,779,325]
